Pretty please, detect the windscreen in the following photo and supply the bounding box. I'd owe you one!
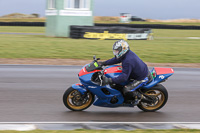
[85,61,100,72]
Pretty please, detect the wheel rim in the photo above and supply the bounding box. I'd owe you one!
[66,90,93,110]
[141,90,165,110]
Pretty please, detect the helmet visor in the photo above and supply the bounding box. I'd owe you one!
[113,49,119,56]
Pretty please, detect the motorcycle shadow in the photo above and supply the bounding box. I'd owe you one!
[62,109,168,122]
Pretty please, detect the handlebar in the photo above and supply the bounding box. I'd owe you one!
[93,55,100,62]
[85,56,103,72]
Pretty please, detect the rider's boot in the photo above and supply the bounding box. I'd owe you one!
[132,91,143,104]
[123,82,143,104]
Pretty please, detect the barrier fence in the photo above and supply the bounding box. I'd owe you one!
[95,23,200,30]
[1,22,200,40]
[0,22,200,30]
[0,22,45,26]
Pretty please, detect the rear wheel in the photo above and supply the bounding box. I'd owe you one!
[137,84,168,112]
[63,87,94,111]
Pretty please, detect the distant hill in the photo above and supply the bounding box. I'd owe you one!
[1,13,39,18]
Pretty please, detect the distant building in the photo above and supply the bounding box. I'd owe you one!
[120,13,131,23]
[45,0,94,37]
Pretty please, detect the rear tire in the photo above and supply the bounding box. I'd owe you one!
[137,84,168,112]
[63,87,94,111]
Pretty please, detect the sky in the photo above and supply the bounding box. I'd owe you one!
[0,0,199,19]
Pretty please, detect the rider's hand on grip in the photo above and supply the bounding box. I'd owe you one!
[98,61,106,67]
[101,75,112,86]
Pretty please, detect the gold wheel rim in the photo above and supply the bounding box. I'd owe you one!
[67,90,93,110]
[141,90,165,110]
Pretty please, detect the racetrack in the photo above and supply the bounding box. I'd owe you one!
[0,65,200,122]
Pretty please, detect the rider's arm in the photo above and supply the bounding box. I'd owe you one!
[104,57,121,65]
[112,62,132,84]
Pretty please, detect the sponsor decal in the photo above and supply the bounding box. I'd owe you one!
[88,86,96,88]
[117,67,122,70]
[159,75,165,79]
[94,62,98,67]
[83,31,150,40]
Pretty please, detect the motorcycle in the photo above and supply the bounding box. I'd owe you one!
[63,56,174,112]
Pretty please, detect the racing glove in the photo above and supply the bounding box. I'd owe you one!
[98,61,107,66]
[101,75,112,86]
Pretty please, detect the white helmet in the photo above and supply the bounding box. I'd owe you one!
[113,40,130,59]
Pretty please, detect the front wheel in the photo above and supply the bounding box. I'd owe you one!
[137,84,168,112]
[63,87,94,111]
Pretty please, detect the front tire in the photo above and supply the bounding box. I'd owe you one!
[137,84,168,112]
[63,87,94,111]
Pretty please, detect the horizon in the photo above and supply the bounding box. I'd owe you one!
[1,13,200,21]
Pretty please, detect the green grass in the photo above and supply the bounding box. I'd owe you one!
[0,129,200,133]
[154,29,200,37]
[0,26,45,33]
[1,17,200,26]
[0,27,199,63]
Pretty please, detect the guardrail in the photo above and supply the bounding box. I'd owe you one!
[0,22,45,26]
[95,23,200,30]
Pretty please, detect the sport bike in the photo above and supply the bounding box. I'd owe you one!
[63,56,174,112]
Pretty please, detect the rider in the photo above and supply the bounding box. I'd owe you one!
[100,39,152,101]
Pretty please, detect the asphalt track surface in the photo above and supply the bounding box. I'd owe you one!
[0,65,200,122]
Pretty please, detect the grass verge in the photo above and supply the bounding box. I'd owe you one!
[1,17,200,26]
[0,27,199,63]
[0,26,45,33]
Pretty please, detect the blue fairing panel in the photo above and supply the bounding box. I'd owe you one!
[79,73,96,85]
[143,73,173,89]
[82,84,124,107]
[71,83,87,95]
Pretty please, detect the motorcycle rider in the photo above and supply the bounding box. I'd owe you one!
[100,39,152,102]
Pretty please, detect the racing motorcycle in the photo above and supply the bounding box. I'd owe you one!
[63,56,174,112]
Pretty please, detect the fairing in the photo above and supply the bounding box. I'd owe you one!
[77,65,125,107]
[71,83,87,95]
[78,65,123,85]
[104,65,122,78]
[143,67,174,89]
[78,65,101,85]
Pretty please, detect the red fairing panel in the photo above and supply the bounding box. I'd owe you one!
[104,66,122,74]
[78,67,101,77]
[154,67,174,75]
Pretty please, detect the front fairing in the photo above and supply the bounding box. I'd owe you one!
[78,64,101,85]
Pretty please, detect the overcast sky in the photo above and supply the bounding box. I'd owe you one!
[0,0,199,19]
